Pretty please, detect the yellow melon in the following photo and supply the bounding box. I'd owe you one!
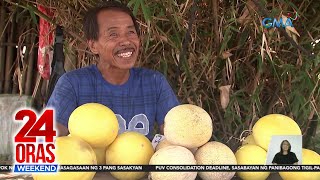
[68,103,119,148]
[93,147,107,165]
[235,145,270,180]
[106,131,154,180]
[164,104,213,149]
[252,114,301,150]
[32,136,96,180]
[195,141,237,180]
[242,134,256,146]
[149,145,197,180]
[67,134,107,165]
[279,148,320,180]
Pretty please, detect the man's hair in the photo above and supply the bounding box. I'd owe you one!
[83,0,140,41]
[280,140,291,153]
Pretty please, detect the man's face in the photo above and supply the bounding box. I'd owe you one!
[90,10,140,70]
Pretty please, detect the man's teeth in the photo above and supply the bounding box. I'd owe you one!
[117,51,133,58]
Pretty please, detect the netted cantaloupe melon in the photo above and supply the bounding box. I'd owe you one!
[195,141,237,180]
[155,139,173,151]
[149,145,197,180]
[164,104,213,149]
[155,138,197,154]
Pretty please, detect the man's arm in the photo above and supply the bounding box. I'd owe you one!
[160,124,164,135]
[47,74,77,137]
[155,72,180,135]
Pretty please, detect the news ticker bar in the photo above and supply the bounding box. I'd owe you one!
[0,165,319,173]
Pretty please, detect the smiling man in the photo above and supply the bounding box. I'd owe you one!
[46,1,180,140]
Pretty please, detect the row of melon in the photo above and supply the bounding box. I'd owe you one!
[236,114,320,180]
[32,103,155,180]
[149,104,236,180]
[32,103,320,180]
[32,103,222,180]
[32,103,118,180]
[151,105,320,180]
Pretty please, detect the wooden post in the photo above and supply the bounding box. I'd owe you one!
[4,11,16,93]
[25,23,36,95]
[0,3,7,93]
[11,8,20,94]
[212,0,219,52]
[17,23,30,95]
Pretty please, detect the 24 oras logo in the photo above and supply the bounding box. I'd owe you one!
[13,109,58,173]
[262,11,298,28]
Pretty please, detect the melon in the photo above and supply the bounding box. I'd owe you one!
[67,134,107,165]
[235,145,270,180]
[93,147,107,165]
[155,139,173,151]
[189,147,198,154]
[195,141,237,180]
[106,131,154,180]
[68,103,119,148]
[252,114,301,150]
[242,135,256,146]
[164,104,213,149]
[156,138,198,154]
[149,145,197,180]
[32,136,97,180]
[279,148,320,180]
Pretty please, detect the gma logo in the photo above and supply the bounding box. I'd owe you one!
[262,18,293,28]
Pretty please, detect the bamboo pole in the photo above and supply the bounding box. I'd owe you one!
[11,8,25,94]
[212,0,219,52]
[31,69,44,108]
[65,44,77,72]
[19,22,30,95]
[4,12,16,94]
[11,72,18,93]
[0,42,37,47]
[0,3,7,94]
[41,78,48,106]
[11,34,20,93]
[25,23,36,95]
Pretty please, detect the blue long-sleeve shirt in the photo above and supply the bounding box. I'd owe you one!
[47,65,180,139]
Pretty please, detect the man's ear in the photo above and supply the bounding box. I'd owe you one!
[88,40,99,54]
